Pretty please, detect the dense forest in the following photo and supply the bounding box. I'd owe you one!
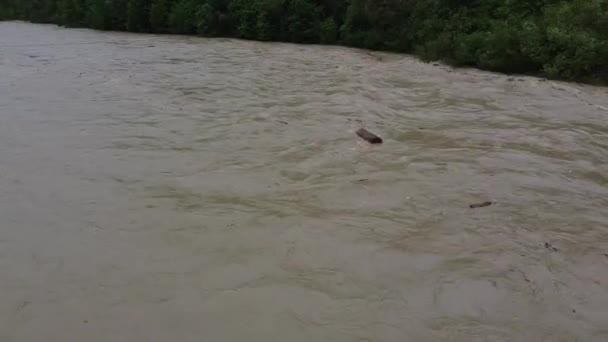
[1,0,607,82]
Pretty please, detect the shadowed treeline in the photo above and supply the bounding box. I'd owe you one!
[2,0,607,82]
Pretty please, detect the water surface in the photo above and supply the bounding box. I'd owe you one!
[1,22,608,341]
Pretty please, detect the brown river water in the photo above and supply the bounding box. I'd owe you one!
[1,22,608,341]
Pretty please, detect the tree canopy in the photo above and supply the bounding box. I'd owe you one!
[2,0,607,82]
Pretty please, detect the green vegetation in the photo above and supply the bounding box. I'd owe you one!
[2,0,607,82]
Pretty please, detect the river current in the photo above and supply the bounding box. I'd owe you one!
[1,22,607,341]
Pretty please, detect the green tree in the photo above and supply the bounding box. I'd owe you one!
[126,0,148,32]
[319,17,338,44]
[20,0,59,23]
[229,0,258,39]
[59,0,85,26]
[540,0,608,80]
[86,0,108,29]
[196,2,215,36]
[149,0,169,32]
[283,0,319,42]
[169,0,196,34]
[106,0,128,30]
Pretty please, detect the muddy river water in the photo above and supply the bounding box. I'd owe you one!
[1,22,608,341]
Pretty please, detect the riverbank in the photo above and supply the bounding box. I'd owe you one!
[2,0,607,84]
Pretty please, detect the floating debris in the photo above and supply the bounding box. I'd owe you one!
[469,201,493,209]
[347,118,364,123]
[356,128,383,144]
[544,242,558,252]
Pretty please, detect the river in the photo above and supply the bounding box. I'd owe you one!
[1,22,607,341]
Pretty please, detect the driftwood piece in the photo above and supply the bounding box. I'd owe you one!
[469,201,493,209]
[356,128,383,144]
[544,242,558,252]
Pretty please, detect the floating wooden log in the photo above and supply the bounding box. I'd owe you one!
[356,128,383,144]
[469,201,493,209]
[544,242,558,252]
